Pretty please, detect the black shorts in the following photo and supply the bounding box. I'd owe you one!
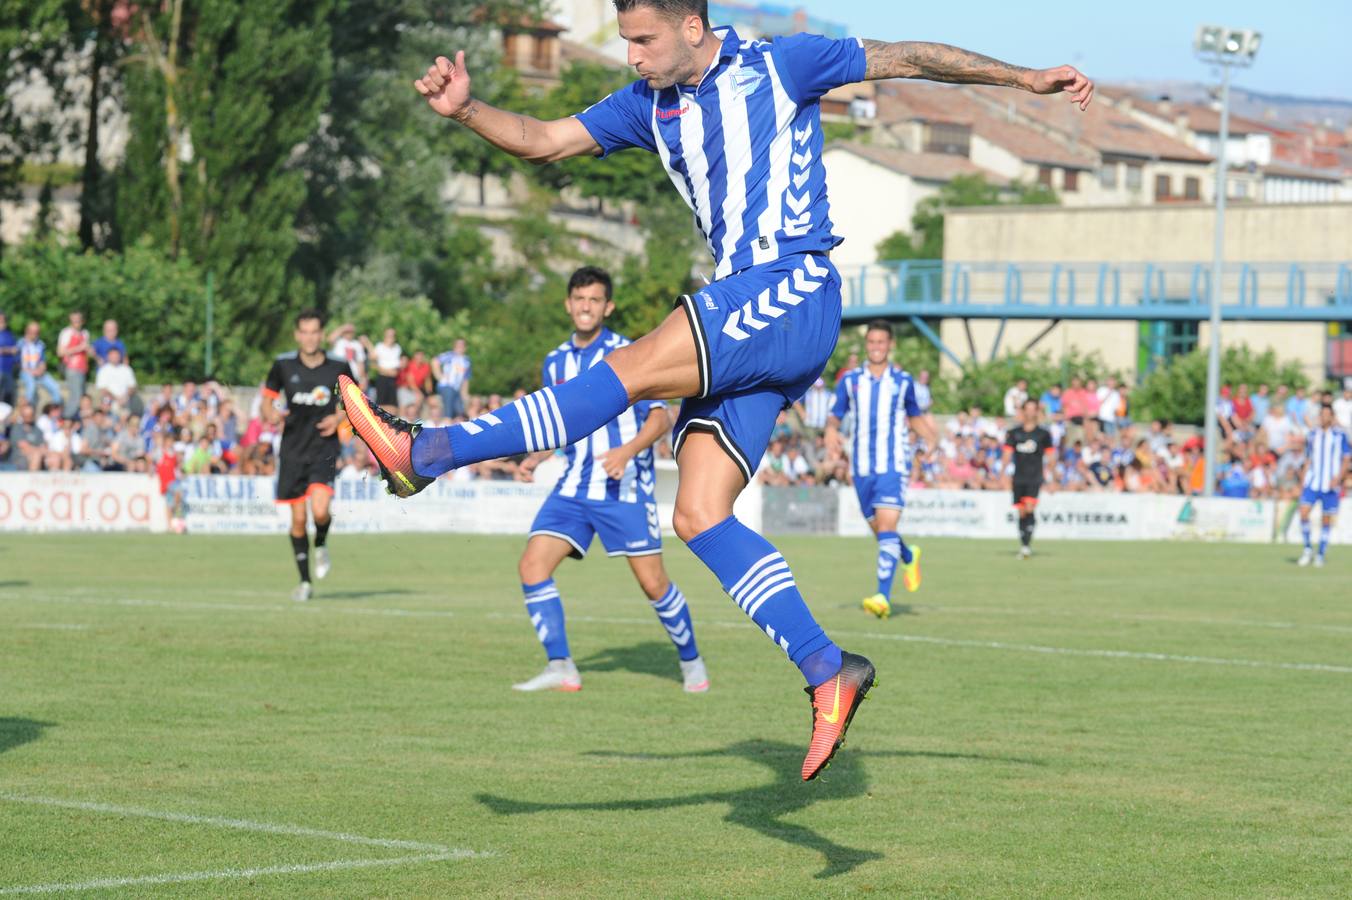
[1012,479,1042,506]
[276,452,338,504]
[374,374,398,407]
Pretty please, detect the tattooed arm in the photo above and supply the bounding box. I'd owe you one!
[860,40,1094,109]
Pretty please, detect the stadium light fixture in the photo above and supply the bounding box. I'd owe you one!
[1194,24,1260,497]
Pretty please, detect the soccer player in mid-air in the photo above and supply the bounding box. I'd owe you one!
[340,0,1092,780]
[511,266,709,694]
[262,310,354,601]
[1003,398,1056,559]
[824,320,936,619]
[1296,404,1350,568]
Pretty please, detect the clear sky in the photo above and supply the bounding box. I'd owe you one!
[788,0,1351,100]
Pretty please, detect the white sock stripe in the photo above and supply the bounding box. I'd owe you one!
[524,595,560,606]
[516,399,538,453]
[728,553,784,599]
[746,581,796,620]
[542,387,567,447]
[739,571,795,613]
[534,391,557,448]
[732,561,790,604]
[460,421,483,436]
[656,597,687,619]
[481,412,502,427]
[527,392,554,449]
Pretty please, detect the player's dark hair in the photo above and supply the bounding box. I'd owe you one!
[1023,398,1039,411]
[295,308,325,328]
[567,266,613,301]
[865,319,893,338]
[613,0,711,27]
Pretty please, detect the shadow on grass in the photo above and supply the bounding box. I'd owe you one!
[576,641,681,684]
[0,580,31,590]
[310,588,416,601]
[478,740,1039,879]
[0,719,54,755]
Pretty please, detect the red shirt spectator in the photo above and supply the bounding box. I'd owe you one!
[397,353,432,393]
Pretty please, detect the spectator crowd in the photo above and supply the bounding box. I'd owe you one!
[5,307,1349,503]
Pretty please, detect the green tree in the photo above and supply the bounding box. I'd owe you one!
[115,0,336,355]
[1133,345,1310,425]
[943,348,1119,416]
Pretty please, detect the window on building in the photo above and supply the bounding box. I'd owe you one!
[1126,164,1143,191]
[1038,166,1054,187]
[923,122,971,156]
[1184,176,1201,200]
[1099,164,1118,188]
[1139,319,1200,374]
[1063,169,1079,192]
[1329,321,1352,382]
[532,35,554,72]
[1154,174,1172,200]
[503,33,520,66]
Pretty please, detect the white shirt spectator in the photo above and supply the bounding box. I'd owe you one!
[914,379,932,413]
[47,427,82,455]
[332,336,367,367]
[1098,386,1122,423]
[373,341,402,374]
[799,378,831,430]
[782,451,811,483]
[37,410,58,442]
[1335,392,1352,431]
[96,362,137,401]
[0,400,12,426]
[1002,385,1027,418]
[1262,412,1293,450]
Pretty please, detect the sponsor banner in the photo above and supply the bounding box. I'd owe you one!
[1160,496,1276,544]
[838,488,996,538]
[765,486,838,534]
[0,472,166,532]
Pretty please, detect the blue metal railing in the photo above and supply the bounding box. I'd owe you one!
[839,260,1352,322]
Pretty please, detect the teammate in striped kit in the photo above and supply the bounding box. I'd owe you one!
[1297,404,1350,568]
[512,267,709,693]
[341,0,1092,780]
[825,321,936,618]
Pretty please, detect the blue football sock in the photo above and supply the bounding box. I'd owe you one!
[875,531,902,599]
[1320,525,1330,558]
[650,582,700,662]
[1301,520,1312,549]
[522,579,570,660]
[685,516,838,686]
[412,361,630,478]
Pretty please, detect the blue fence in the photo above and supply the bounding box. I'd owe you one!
[838,260,1352,322]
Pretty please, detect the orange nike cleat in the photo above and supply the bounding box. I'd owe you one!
[801,651,876,781]
[337,374,434,498]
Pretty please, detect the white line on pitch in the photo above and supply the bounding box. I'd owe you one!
[547,613,1352,675]
[14,594,456,620]
[0,794,462,853]
[0,852,466,895]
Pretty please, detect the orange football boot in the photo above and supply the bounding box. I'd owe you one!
[801,651,876,781]
[337,374,434,498]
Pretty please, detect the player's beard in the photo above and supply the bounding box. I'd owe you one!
[643,46,700,90]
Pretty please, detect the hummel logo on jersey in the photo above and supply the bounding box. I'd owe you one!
[656,105,690,120]
[700,291,717,311]
[290,385,332,407]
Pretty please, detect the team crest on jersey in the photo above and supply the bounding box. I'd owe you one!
[732,69,765,97]
[290,385,332,407]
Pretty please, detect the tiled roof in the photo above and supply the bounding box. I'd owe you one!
[827,141,1008,184]
[964,85,1212,162]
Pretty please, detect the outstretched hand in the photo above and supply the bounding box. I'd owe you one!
[1029,65,1094,110]
[414,51,472,119]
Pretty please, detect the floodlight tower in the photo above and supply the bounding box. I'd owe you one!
[1194,25,1261,496]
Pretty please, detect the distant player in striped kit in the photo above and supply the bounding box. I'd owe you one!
[512,267,709,693]
[825,321,936,618]
[1297,404,1350,568]
[341,0,1092,779]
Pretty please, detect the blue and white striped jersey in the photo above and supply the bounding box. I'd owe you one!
[543,328,665,503]
[831,365,921,477]
[1303,426,1350,492]
[575,27,866,280]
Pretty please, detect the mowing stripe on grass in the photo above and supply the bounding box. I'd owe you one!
[0,852,467,895]
[0,794,466,854]
[12,594,1352,675]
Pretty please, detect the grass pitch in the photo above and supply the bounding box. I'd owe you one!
[2,532,1351,897]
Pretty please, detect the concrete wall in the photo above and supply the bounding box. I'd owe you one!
[944,201,1352,263]
[823,149,940,267]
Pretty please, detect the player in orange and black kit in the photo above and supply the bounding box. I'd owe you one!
[261,309,355,601]
[1002,398,1056,559]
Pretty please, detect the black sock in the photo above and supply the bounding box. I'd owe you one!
[1019,513,1035,547]
[291,533,310,583]
[314,517,331,548]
